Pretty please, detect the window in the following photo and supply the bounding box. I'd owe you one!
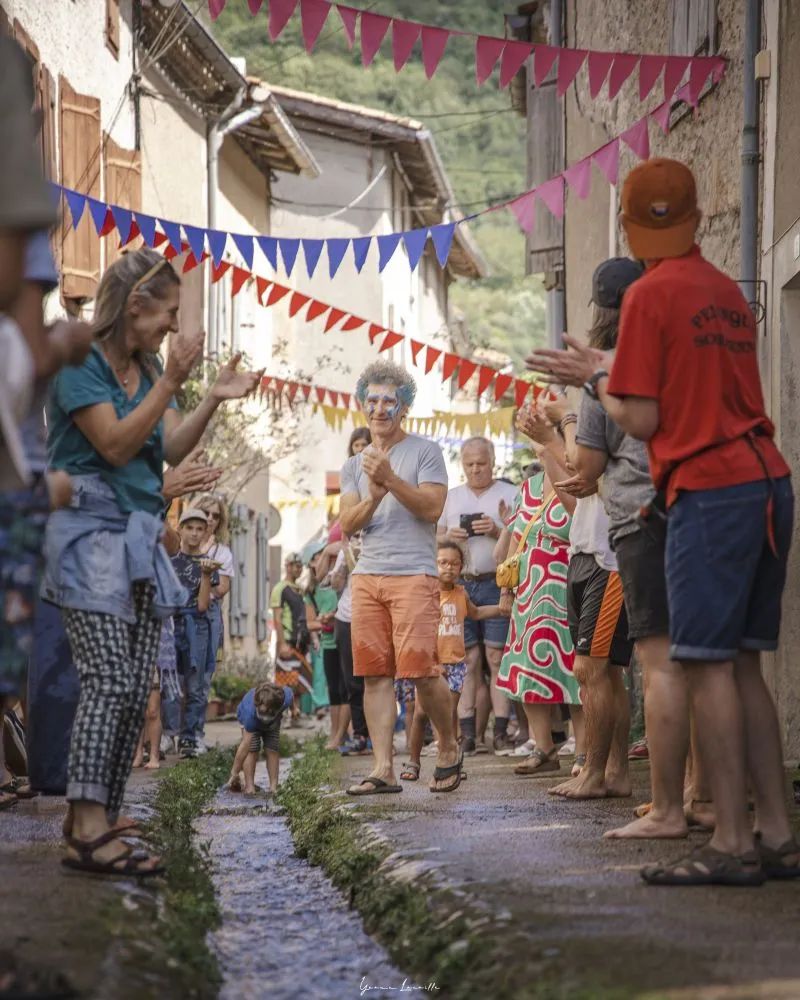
[106,0,120,58]
[229,503,252,640]
[671,0,717,56]
[255,514,269,644]
[60,77,102,301]
[103,134,141,267]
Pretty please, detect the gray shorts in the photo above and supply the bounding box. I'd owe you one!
[248,718,281,754]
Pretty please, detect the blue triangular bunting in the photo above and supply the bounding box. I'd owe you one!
[233,233,254,270]
[326,238,349,278]
[64,189,86,229]
[135,213,157,248]
[402,227,429,271]
[88,198,109,235]
[430,222,456,268]
[302,239,325,278]
[183,225,206,261]
[159,219,183,254]
[207,230,228,267]
[257,236,278,270]
[352,237,371,273]
[377,233,402,273]
[279,238,300,275]
[111,206,133,244]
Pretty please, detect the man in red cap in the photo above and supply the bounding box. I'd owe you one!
[529,158,798,887]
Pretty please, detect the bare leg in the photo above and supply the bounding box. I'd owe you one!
[459,646,480,721]
[242,751,258,794]
[144,689,162,770]
[735,651,795,851]
[408,705,427,767]
[265,749,280,793]
[132,728,145,768]
[350,676,397,788]
[326,705,342,750]
[569,705,585,756]
[331,704,351,750]
[476,678,491,744]
[685,660,752,855]
[485,645,510,724]
[685,712,715,829]
[605,636,689,839]
[523,703,555,753]
[404,698,415,751]
[605,666,631,795]
[229,730,251,790]
[414,675,459,791]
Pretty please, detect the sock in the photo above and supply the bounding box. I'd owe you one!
[459,714,476,740]
[494,716,509,737]
[551,729,567,744]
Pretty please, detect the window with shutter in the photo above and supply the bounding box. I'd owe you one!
[670,0,717,55]
[106,0,121,58]
[229,503,252,639]
[60,77,102,302]
[256,514,268,643]
[103,134,141,266]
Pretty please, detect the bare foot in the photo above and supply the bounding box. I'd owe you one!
[604,813,689,839]
[685,800,715,830]
[228,775,243,793]
[132,756,144,769]
[549,768,607,799]
[243,785,257,796]
[144,759,160,771]
[604,776,633,798]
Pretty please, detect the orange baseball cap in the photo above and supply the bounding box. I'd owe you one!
[620,158,699,260]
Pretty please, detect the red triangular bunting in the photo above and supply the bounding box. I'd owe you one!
[368,323,385,344]
[477,365,495,397]
[99,209,116,237]
[315,387,326,403]
[499,40,531,89]
[119,219,140,248]
[337,4,358,47]
[663,55,691,102]
[420,26,449,79]
[152,231,168,248]
[287,382,300,402]
[341,315,366,331]
[514,380,530,408]
[424,346,442,374]
[556,48,587,97]
[231,266,249,296]
[639,54,666,100]
[361,11,391,66]
[325,307,346,332]
[328,391,339,406]
[379,330,404,352]
[306,299,329,322]
[211,260,231,283]
[266,284,290,306]
[533,45,558,86]
[608,53,639,99]
[475,35,505,85]
[392,18,420,71]
[301,384,312,400]
[289,291,311,316]
[269,0,297,41]
[183,253,200,273]
[409,339,424,365]
[341,392,351,409]
[457,359,478,389]
[300,0,330,52]
[587,51,614,98]
[494,373,513,401]
[442,353,459,381]
[273,378,286,396]
[255,276,270,303]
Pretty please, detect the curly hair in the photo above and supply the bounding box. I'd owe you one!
[254,681,284,719]
[355,360,416,408]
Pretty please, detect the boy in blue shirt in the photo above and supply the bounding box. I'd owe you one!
[229,681,293,796]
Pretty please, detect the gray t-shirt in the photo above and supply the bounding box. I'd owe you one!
[340,434,448,577]
[576,395,654,545]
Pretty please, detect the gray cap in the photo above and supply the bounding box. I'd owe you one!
[179,507,209,526]
[591,258,644,309]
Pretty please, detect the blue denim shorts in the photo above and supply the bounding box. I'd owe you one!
[666,476,793,661]
[461,577,509,649]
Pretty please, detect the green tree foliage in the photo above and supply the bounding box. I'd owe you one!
[206,1,546,365]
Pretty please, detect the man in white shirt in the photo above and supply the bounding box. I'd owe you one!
[438,437,515,753]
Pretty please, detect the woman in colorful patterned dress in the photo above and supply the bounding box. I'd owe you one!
[495,454,584,777]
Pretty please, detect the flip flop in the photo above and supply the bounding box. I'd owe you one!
[346,777,403,796]
[430,753,464,794]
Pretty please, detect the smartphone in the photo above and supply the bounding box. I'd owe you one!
[459,513,482,537]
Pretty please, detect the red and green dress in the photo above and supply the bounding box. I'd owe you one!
[496,473,579,705]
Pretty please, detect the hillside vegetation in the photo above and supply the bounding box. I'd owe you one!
[207,0,546,365]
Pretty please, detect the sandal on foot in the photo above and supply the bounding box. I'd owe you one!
[346,777,403,796]
[0,790,18,812]
[62,830,165,878]
[514,747,559,776]
[400,762,420,782]
[641,845,765,887]
[430,753,464,794]
[757,836,800,879]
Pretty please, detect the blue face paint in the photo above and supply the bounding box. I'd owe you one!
[366,394,401,419]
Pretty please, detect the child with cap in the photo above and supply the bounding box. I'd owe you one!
[229,681,293,795]
[170,508,219,757]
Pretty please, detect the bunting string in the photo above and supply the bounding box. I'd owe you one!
[207,0,726,111]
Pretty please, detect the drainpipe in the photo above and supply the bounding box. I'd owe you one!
[547,0,566,348]
[740,0,761,303]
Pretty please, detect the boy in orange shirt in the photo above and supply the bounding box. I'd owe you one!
[400,541,501,782]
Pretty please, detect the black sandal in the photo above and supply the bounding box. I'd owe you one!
[430,753,464,793]
[62,830,165,878]
[756,835,800,879]
[641,845,765,887]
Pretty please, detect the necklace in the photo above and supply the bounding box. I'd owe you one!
[102,346,134,387]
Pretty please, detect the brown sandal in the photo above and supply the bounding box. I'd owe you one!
[400,762,420,782]
[62,809,145,841]
[756,836,800,879]
[514,747,560,776]
[641,845,765,887]
[62,829,165,878]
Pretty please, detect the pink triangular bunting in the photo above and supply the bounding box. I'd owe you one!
[608,53,640,99]
[508,192,536,233]
[587,51,614,98]
[650,99,672,134]
[300,0,330,52]
[563,157,592,200]
[621,118,650,160]
[687,58,715,107]
[208,0,226,20]
[499,40,532,89]
[663,55,691,102]
[360,11,391,66]
[336,5,358,47]
[556,48,587,97]
[533,45,558,86]
[475,35,505,85]
[391,18,420,71]
[420,25,449,79]
[638,54,666,100]
[535,175,565,219]
[269,0,297,41]
[592,139,620,186]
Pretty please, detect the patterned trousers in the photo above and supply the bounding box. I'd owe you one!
[62,583,161,820]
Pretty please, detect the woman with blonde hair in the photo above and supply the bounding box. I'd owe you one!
[44,247,261,877]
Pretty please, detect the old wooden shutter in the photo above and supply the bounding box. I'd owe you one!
[106,0,121,57]
[60,77,102,301]
[103,134,141,266]
[670,0,717,55]
[256,513,268,643]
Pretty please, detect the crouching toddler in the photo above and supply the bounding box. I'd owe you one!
[229,682,293,795]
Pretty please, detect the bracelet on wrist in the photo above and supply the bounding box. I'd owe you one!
[557,414,578,437]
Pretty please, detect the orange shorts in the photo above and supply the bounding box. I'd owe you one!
[351,574,440,680]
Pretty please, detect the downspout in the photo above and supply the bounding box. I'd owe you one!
[547,0,566,348]
[740,0,761,302]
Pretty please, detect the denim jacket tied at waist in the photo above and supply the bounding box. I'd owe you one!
[42,474,187,623]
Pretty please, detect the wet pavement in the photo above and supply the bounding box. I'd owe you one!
[203,764,401,1000]
[337,750,800,999]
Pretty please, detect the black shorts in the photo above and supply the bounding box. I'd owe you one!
[567,552,633,665]
[248,718,281,754]
[614,527,670,641]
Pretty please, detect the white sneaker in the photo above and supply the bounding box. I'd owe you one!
[195,741,208,755]
[511,738,536,757]
[557,736,576,756]
[160,735,176,755]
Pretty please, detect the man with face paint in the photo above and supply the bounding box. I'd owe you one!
[340,361,462,795]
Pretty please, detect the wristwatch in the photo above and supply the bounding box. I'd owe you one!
[583,369,609,400]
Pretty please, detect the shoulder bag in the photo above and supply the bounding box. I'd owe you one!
[495,491,555,590]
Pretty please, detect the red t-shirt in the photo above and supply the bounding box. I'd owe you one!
[607,246,789,504]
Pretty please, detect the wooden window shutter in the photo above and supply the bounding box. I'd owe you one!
[103,134,141,266]
[106,0,121,57]
[60,76,102,301]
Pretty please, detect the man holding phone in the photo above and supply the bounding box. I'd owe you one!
[438,437,516,753]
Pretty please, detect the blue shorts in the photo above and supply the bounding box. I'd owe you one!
[666,477,793,662]
[461,578,509,649]
[394,678,416,705]
[442,661,467,694]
